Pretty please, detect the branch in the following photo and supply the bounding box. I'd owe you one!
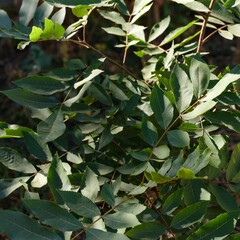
[67,39,137,80]
[196,0,216,53]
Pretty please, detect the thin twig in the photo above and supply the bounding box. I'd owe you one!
[144,192,176,237]
[71,196,134,240]
[67,39,137,80]
[123,15,132,63]
[141,99,200,184]
[202,24,228,43]
[196,0,216,53]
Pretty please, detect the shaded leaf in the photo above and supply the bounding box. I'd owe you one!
[162,188,184,215]
[187,212,239,240]
[190,56,210,98]
[59,191,101,218]
[23,132,52,161]
[210,185,238,212]
[101,182,115,207]
[0,177,30,199]
[0,147,36,173]
[1,88,58,109]
[150,85,173,129]
[142,117,158,146]
[86,228,130,240]
[171,202,208,229]
[0,210,61,240]
[23,199,83,231]
[47,155,71,204]
[19,0,38,26]
[167,130,190,148]
[37,110,66,143]
[15,76,65,95]
[0,10,12,29]
[126,222,166,239]
[104,212,140,229]
[171,64,193,112]
[81,167,100,201]
[202,74,240,102]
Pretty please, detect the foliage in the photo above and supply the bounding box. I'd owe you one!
[1,0,240,239]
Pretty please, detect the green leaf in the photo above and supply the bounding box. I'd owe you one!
[150,85,173,129]
[177,168,195,179]
[41,18,54,40]
[0,10,12,29]
[202,73,240,102]
[210,185,238,212]
[162,188,184,215]
[34,2,54,26]
[228,233,240,240]
[72,5,91,17]
[0,177,30,199]
[98,10,126,25]
[184,1,209,12]
[153,145,170,160]
[148,16,170,42]
[227,144,240,181]
[167,130,190,148]
[142,117,158,146]
[0,210,61,240]
[190,56,210,98]
[59,191,101,218]
[22,199,83,231]
[132,0,152,15]
[131,3,152,24]
[19,0,39,26]
[51,7,66,25]
[1,88,58,109]
[187,212,239,240]
[184,180,211,205]
[47,155,71,204]
[81,167,100,201]
[53,22,65,39]
[182,148,211,174]
[17,41,31,50]
[179,123,199,132]
[0,147,36,173]
[204,111,240,133]
[218,29,234,40]
[182,101,217,120]
[118,162,148,176]
[171,202,208,229]
[115,202,146,215]
[160,20,197,46]
[74,69,104,89]
[98,129,114,150]
[89,82,113,106]
[15,76,65,95]
[29,26,43,42]
[23,132,52,161]
[31,173,47,188]
[171,64,193,112]
[150,172,175,184]
[228,24,240,37]
[126,222,166,239]
[37,110,66,143]
[102,26,126,36]
[86,228,130,240]
[101,182,115,207]
[104,212,140,229]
